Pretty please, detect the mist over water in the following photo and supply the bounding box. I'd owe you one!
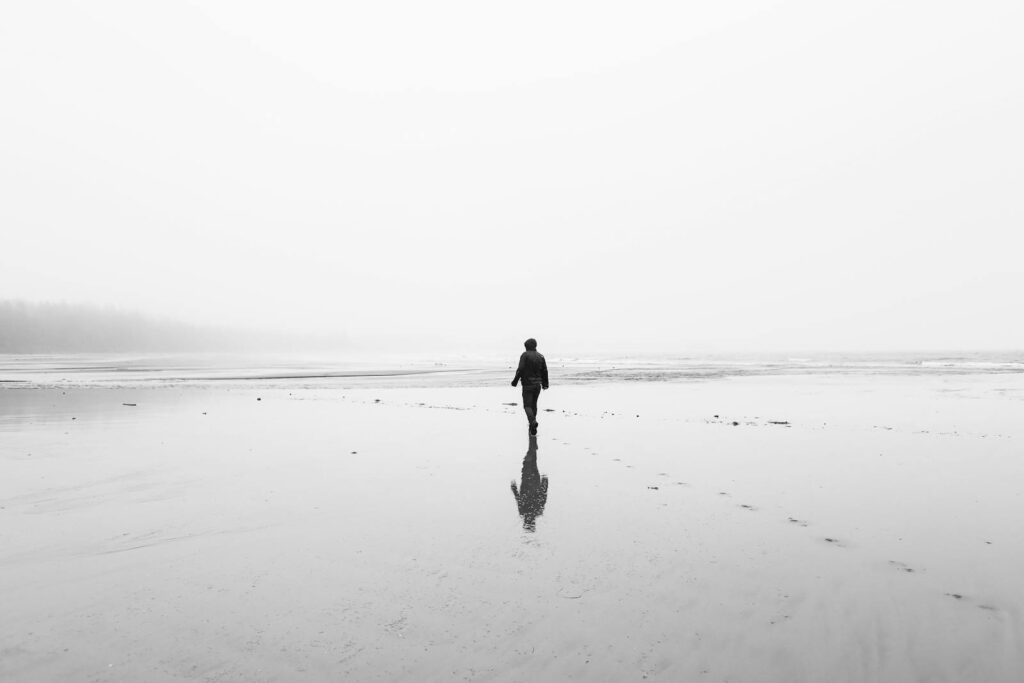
[4,5,1024,682]
[0,300,350,354]
[2,2,1023,353]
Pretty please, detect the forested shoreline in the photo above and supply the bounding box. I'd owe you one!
[0,301,347,353]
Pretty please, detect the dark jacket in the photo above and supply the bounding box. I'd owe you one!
[512,350,549,389]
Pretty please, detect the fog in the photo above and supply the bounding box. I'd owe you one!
[0,300,349,353]
[2,1,1022,354]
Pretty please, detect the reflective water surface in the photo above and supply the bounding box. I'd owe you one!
[511,435,548,532]
[2,366,1024,681]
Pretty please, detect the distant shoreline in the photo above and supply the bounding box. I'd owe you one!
[2,352,1022,390]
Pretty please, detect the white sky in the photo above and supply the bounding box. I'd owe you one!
[2,1,1022,353]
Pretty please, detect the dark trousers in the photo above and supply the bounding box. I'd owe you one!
[522,385,541,426]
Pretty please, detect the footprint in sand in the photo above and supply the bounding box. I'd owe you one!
[945,593,999,612]
[888,560,916,574]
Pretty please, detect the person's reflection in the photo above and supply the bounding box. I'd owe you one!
[511,434,548,532]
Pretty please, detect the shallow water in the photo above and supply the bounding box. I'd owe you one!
[2,350,1022,390]
[2,362,1023,681]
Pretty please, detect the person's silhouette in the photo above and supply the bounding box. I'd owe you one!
[510,434,548,532]
[511,338,549,435]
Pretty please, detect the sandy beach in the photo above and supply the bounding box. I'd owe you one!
[2,359,1023,682]
[5,0,1022,678]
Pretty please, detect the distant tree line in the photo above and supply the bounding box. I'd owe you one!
[0,300,348,353]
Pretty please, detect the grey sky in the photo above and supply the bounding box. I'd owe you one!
[2,1,1022,352]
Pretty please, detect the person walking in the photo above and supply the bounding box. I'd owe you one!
[511,338,549,435]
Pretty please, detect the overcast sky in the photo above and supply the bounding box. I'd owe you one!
[2,1,1021,353]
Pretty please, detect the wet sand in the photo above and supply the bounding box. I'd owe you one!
[2,372,1024,681]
